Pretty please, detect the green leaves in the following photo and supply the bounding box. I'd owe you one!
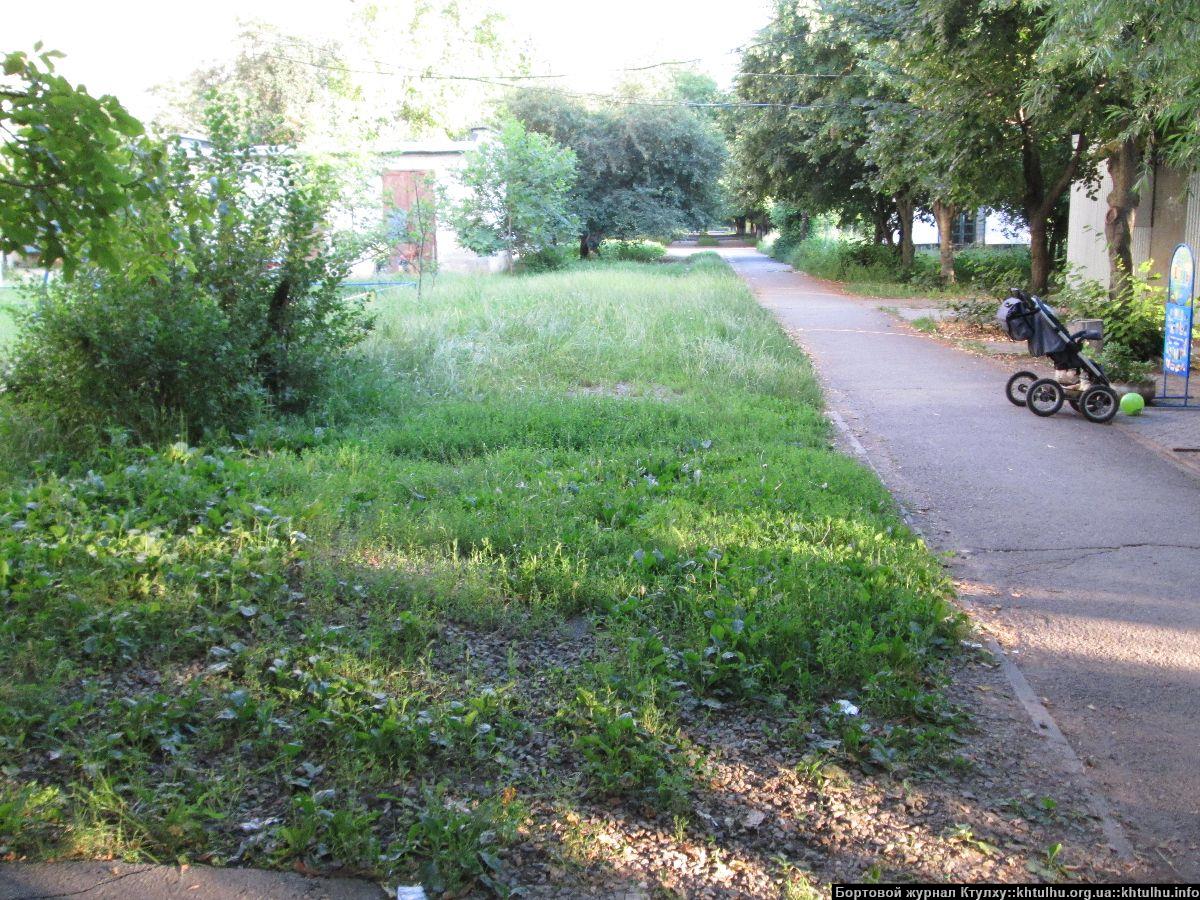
[1,47,147,275]
[506,90,727,249]
[447,118,578,268]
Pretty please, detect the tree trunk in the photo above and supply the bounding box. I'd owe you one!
[933,199,958,286]
[873,207,888,245]
[579,234,590,259]
[735,217,747,236]
[1028,215,1050,295]
[1104,138,1142,300]
[896,192,915,270]
[1019,121,1088,295]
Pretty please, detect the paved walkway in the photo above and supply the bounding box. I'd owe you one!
[0,862,386,899]
[717,247,1200,879]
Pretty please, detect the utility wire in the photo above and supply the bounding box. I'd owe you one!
[271,31,831,84]
[266,53,838,110]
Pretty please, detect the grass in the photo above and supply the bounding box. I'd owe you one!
[910,316,940,334]
[0,256,960,890]
[0,286,26,349]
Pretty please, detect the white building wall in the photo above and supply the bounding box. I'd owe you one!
[1186,173,1200,260]
[911,208,1029,247]
[984,211,1030,244]
[1066,173,1112,287]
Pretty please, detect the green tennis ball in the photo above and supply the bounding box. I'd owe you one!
[1120,392,1145,416]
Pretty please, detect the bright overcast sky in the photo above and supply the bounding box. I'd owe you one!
[5,0,773,120]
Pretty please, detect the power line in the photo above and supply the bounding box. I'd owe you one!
[263,53,839,111]
[272,31,834,85]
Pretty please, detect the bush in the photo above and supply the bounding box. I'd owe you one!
[953,247,1032,292]
[781,237,907,283]
[1097,341,1156,383]
[519,244,574,272]
[1053,262,1165,360]
[1,105,370,441]
[5,278,263,440]
[597,239,666,262]
[767,201,811,257]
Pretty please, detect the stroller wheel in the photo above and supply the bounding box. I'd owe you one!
[1027,378,1064,417]
[1079,385,1118,424]
[1005,370,1038,406]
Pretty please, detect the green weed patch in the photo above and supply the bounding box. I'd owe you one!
[0,257,961,889]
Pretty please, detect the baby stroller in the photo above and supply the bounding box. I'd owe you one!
[996,289,1119,424]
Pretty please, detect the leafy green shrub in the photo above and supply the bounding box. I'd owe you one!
[1054,263,1165,360]
[767,201,811,257]
[1097,341,1156,383]
[519,244,573,272]
[1,102,370,441]
[597,239,667,262]
[783,237,905,282]
[5,278,264,439]
[953,246,1031,289]
[772,235,1030,294]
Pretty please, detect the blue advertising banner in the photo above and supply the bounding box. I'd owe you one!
[1164,244,1195,378]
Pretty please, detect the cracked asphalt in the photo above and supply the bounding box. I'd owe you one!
[718,246,1200,879]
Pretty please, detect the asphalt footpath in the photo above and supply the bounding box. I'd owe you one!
[0,862,387,899]
[717,246,1200,880]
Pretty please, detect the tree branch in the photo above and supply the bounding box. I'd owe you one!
[1040,130,1088,217]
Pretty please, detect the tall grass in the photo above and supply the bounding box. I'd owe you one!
[0,287,26,349]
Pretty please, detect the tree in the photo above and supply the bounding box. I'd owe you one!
[383,173,439,297]
[733,5,899,250]
[1,46,146,275]
[790,0,1094,292]
[506,91,726,256]
[155,24,355,146]
[447,118,577,271]
[1033,0,1200,298]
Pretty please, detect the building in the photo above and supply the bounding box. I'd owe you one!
[911,208,1030,249]
[1066,164,1200,288]
[368,129,505,277]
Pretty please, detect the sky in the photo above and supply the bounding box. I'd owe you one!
[5,0,774,122]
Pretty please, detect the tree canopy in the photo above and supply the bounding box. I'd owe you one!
[731,0,1101,291]
[505,90,726,256]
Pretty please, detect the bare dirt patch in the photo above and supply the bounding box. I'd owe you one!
[420,620,1144,896]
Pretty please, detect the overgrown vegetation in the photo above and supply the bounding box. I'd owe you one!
[1052,263,1166,361]
[447,118,578,271]
[506,90,726,257]
[596,239,666,262]
[0,103,370,443]
[770,235,1031,297]
[0,257,961,889]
